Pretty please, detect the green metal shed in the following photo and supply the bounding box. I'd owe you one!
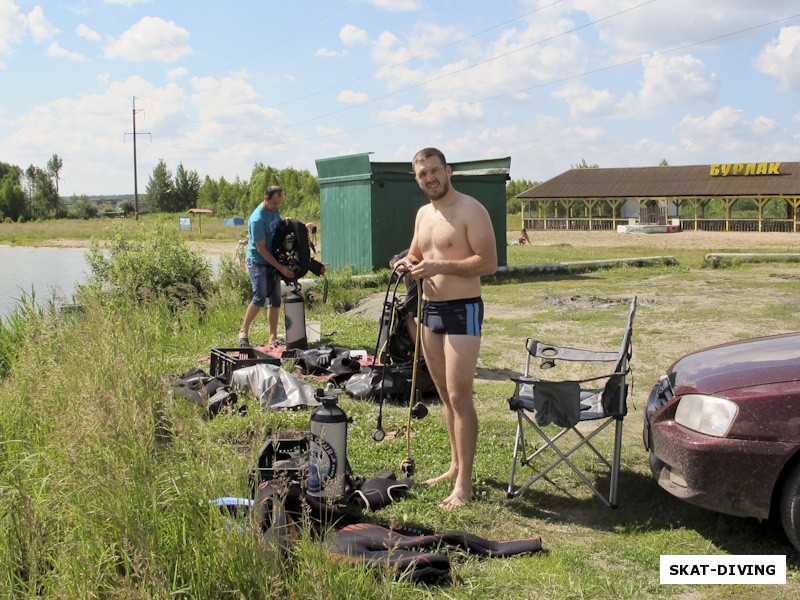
[315,152,510,272]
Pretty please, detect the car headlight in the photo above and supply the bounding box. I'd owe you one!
[674,394,738,437]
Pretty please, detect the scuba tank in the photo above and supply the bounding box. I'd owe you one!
[284,282,307,350]
[308,387,349,500]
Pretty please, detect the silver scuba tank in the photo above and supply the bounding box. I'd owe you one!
[284,283,307,350]
[308,387,348,500]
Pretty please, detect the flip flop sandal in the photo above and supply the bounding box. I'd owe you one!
[238,336,250,347]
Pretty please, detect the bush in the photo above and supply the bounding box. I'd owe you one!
[214,253,251,303]
[81,222,213,311]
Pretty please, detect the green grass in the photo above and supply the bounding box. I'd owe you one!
[2,233,800,598]
[0,214,244,245]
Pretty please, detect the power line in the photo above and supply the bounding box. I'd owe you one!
[147,8,798,155]
[209,0,356,77]
[150,0,655,150]
[124,97,151,220]
[271,0,569,108]
[250,12,800,149]
[169,0,567,127]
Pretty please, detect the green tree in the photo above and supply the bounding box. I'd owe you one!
[248,163,319,222]
[70,194,98,219]
[659,158,670,166]
[0,161,21,184]
[221,177,249,217]
[174,162,201,211]
[0,176,26,221]
[145,159,174,212]
[47,154,63,195]
[506,178,538,214]
[195,163,320,219]
[118,199,134,216]
[571,158,599,169]
[198,175,220,212]
[27,165,61,219]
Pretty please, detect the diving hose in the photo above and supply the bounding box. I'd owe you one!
[371,268,406,443]
[400,273,424,477]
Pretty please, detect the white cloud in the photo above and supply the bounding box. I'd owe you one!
[553,82,615,119]
[182,75,286,150]
[0,0,26,60]
[103,0,152,5]
[754,25,800,92]
[26,6,58,43]
[617,54,719,117]
[0,75,187,195]
[337,90,368,103]
[314,47,345,58]
[375,98,484,128]
[368,0,420,11]
[674,106,779,154]
[46,41,85,61]
[316,125,344,137]
[370,14,585,103]
[104,16,192,62]
[167,66,187,80]
[569,0,800,59]
[76,23,102,43]
[340,24,368,46]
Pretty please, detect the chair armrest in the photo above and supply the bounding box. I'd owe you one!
[510,375,539,384]
[526,339,620,363]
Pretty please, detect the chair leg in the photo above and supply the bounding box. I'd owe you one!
[507,415,525,498]
[608,417,624,508]
[509,416,618,508]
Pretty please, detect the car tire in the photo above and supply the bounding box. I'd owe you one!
[779,462,800,551]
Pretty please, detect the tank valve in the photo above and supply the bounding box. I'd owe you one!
[400,456,415,476]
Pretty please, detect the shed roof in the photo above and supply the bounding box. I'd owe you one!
[316,152,510,184]
[519,162,800,199]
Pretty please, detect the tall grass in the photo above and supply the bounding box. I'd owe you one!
[2,230,800,598]
[0,299,406,598]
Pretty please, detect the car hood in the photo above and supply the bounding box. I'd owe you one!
[670,332,800,395]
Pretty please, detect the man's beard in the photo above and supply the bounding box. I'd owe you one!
[426,179,450,201]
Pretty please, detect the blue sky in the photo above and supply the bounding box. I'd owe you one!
[1,0,799,196]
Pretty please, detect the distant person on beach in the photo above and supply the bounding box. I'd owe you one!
[306,222,318,254]
[235,235,247,268]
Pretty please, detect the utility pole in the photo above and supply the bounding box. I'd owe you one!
[125,97,150,220]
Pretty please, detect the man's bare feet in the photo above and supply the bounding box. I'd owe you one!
[439,489,472,510]
[423,468,457,486]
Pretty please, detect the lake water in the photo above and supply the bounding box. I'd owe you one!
[0,246,220,320]
[1,245,89,319]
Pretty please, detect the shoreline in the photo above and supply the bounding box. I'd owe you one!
[1,239,238,258]
[2,229,798,259]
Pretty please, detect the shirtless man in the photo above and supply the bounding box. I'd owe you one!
[400,147,498,509]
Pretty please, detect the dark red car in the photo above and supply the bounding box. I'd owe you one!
[643,332,800,549]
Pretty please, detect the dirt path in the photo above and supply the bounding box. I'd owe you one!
[508,229,800,250]
[46,229,799,256]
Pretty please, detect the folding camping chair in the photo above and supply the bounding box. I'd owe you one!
[506,296,637,508]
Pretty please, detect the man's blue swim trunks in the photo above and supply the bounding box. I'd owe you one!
[421,296,483,337]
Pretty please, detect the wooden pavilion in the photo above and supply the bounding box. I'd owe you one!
[517,161,800,233]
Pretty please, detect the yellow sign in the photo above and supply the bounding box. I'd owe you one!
[710,162,781,176]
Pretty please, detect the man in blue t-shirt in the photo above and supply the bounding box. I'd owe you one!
[237,186,295,346]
